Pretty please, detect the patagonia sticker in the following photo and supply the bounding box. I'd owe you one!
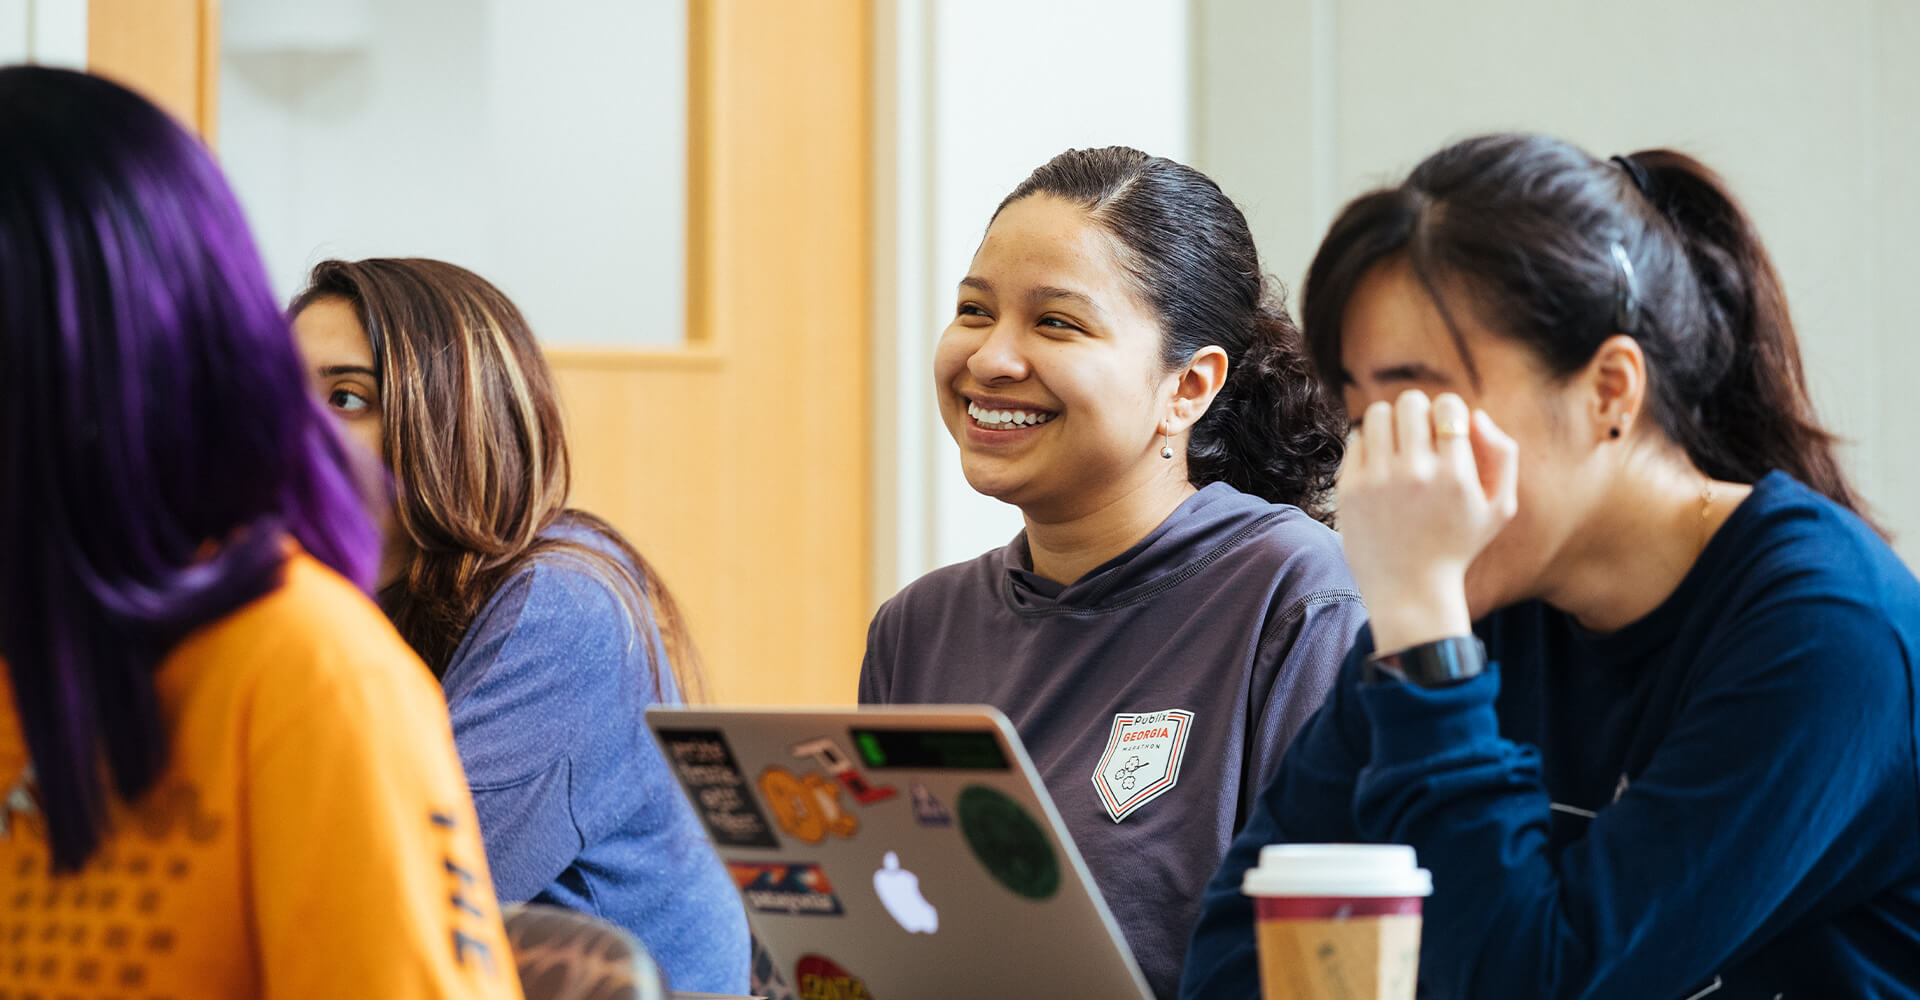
[796,953,875,1000]
[956,784,1059,901]
[1092,709,1194,823]
[656,728,779,849]
[728,861,845,917]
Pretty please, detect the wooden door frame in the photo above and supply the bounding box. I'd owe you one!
[548,1,875,704]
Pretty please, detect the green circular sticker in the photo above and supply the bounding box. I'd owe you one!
[956,784,1059,900]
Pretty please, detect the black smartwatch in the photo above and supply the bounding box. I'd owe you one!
[1365,635,1487,688]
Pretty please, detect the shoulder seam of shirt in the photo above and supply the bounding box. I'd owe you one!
[1001,510,1292,618]
[1255,588,1364,660]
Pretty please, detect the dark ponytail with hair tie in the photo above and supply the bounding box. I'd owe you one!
[1622,149,1868,518]
[995,147,1347,523]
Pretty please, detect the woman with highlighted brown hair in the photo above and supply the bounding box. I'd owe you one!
[290,258,748,994]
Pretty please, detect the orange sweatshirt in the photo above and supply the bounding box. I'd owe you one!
[0,552,521,999]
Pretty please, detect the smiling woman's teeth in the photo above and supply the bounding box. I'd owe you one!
[968,401,1056,428]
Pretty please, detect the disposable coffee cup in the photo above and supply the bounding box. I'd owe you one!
[1241,844,1432,1000]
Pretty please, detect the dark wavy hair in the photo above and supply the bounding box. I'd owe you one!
[994,147,1346,522]
[290,259,704,700]
[0,67,380,871]
[1302,133,1873,529]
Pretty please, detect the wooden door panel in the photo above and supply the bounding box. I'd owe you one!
[551,0,873,705]
[88,0,218,140]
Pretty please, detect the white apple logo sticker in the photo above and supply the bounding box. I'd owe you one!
[874,851,939,934]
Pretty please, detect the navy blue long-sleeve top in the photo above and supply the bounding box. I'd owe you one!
[1182,472,1920,999]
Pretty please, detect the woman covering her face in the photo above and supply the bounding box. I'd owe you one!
[860,147,1367,998]
[0,68,516,998]
[290,259,749,994]
[1185,134,1920,997]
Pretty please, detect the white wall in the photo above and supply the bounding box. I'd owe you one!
[218,0,685,347]
[0,0,86,67]
[872,0,1193,601]
[1195,0,1920,565]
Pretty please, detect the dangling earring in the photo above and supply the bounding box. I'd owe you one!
[1161,425,1174,459]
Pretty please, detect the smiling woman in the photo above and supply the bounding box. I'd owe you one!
[861,146,1365,999]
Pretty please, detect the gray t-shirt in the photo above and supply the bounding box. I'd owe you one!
[860,482,1366,999]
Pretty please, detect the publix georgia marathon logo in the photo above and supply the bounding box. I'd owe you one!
[1091,709,1194,823]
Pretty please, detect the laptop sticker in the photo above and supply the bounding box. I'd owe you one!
[655,728,780,849]
[759,766,861,844]
[909,782,952,827]
[956,785,1060,901]
[752,940,798,1000]
[872,851,939,933]
[1091,709,1194,823]
[848,727,1010,770]
[728,861,845,917]
[795,953,875,1000]
[791,737,897,805]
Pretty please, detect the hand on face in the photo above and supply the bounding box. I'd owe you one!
[1337,389,1520,653]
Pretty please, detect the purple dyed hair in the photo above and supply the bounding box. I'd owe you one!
[0,67,380,871]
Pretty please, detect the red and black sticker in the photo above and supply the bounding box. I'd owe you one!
[792,737,897,805]
[795,953,874,1000]
[657,728,780,849]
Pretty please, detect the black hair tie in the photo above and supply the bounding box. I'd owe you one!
[1611,154,1653,198]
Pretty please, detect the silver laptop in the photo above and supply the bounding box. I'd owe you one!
[646,705,1155,1000]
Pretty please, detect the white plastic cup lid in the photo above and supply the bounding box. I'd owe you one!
[1241,843,1433,898]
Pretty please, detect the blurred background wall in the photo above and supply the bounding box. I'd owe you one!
[219,0,687,347]
[10,0,1917,702]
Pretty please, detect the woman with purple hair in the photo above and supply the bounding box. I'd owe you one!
[0,67,520,998]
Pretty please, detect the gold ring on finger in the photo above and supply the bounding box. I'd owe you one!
[1433,414,1468,438]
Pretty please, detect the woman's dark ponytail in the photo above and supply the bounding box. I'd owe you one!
[996,147,1347,523]
[1626,150,1869,518]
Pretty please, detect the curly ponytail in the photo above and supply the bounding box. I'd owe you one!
[1185,304,1344,520]
[996,147,1347,522]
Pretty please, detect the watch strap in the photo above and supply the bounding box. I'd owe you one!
[1366,635,1487,688]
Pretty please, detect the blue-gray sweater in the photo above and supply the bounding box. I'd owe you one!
[861,483,1367,999]
[439,521,748,994]
[1183,473,1920,999]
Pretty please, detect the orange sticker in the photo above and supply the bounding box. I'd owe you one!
[758,766,860,844]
